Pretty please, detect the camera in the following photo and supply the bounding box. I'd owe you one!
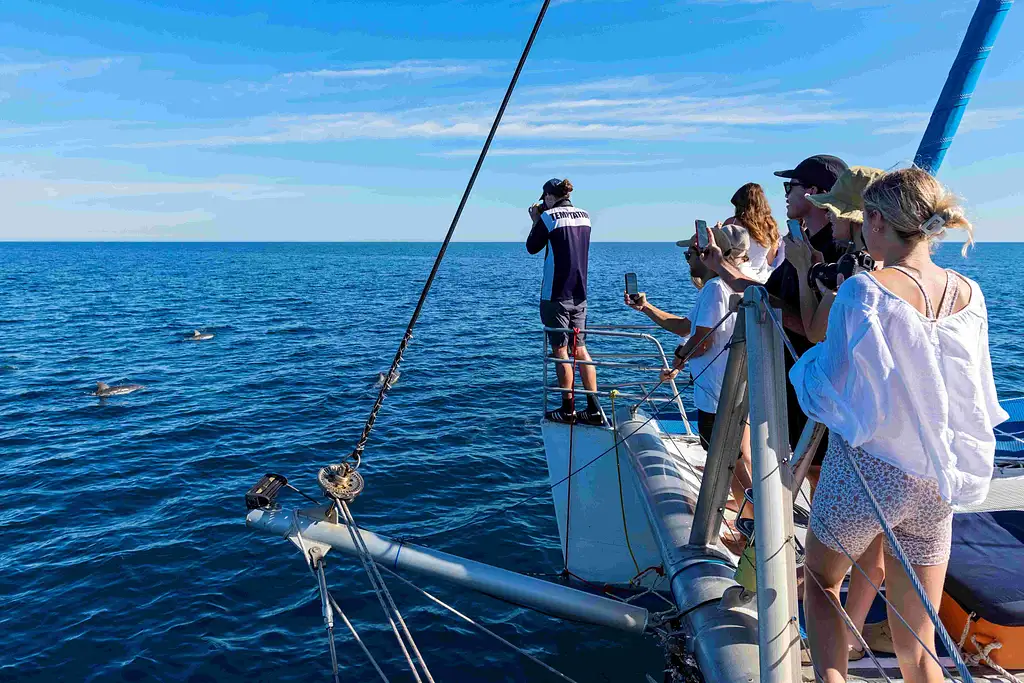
[807,250,875,292]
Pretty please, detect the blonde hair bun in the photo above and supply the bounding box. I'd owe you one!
[862,167,974,256]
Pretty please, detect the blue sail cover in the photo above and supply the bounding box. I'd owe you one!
[947,510,1024,625]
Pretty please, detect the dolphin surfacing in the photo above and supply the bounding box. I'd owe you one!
[94,381,145,397]
[186,329,214,341]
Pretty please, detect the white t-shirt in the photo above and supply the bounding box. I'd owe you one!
[790,272,1008,505]
[687,277,737,414]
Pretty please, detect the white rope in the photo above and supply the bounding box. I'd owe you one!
[376,563,581,683]
[838,446,975,682]
[335,499,428,679]
[956,612,1015,679]
[759,306,970,681]
[795,485,957,683]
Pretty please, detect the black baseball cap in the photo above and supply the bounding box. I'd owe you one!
[540,178,562,200]
[774,155,849,192]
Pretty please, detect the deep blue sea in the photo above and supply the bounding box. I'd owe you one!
[2,242,1022,683]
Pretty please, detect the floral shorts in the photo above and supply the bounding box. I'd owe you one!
[810,433,954,566]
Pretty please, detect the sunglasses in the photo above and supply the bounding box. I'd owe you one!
[783,181,808,195]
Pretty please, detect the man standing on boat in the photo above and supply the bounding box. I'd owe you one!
[527,178,604,426]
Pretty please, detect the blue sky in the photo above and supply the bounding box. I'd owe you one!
[1,0,1022,241]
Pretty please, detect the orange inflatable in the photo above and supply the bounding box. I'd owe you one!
[940,592,1024,670]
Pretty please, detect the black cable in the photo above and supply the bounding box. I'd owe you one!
[347,0,554,468]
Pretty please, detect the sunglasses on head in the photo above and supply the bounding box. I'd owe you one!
[784,180,808,195]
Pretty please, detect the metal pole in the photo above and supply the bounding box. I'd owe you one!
[914,0,1015,174]
[788,419,827,499]
[689,314,748,547]
[618,415,760,683]
[744,287,801,683]
[247,507,649,634]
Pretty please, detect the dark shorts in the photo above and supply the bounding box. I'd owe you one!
[540,299,587,348]
[697,409,716,451]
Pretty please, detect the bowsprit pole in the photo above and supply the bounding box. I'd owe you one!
[343,0,554,470]
[914,0,1014,174]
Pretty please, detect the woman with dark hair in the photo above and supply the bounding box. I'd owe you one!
[730,182,781,282]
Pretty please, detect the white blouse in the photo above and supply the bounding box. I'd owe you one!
[741,229,779,284]
[790,272,1007,506]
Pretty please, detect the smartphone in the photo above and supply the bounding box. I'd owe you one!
[695,219,709,249]
[624,272,639,298]
[787,218,806,243]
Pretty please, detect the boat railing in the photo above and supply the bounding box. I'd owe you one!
[541,324,691,434]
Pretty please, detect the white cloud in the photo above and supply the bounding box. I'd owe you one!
[0,178,306,203]
[109,89,922,148]
[0,57,119,80]
[426,147,636,157]
[282,60,481,80]
[874,107,1024,136]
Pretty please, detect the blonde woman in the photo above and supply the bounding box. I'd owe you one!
[791,168,1007,683]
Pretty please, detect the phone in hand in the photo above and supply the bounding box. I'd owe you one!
[624,272,639,301]
[787,218,806,243]
[695,220,709,250]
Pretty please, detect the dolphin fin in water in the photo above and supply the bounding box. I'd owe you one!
[94,381,144,397]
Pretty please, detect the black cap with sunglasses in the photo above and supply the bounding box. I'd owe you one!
[774,154,848,194]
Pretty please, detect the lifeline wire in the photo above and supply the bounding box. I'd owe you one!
[401,337,735,544]
[377,563,581,683]
[348,0,554,468]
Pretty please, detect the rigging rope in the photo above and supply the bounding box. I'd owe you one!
[327,592,392,682]
[346,0,554,469]
[758,289,966,682]
[562,328,580,576]
[336,500,434,682]
[609,389,642,576]
[376,563,582,683]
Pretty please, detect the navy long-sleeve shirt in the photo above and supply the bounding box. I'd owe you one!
[526,199,591,302]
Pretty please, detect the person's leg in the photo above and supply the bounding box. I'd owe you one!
[882,554,948,683]
[844,536,885,653]
[567,301,602,422]
[541,300,575,418]
[574,344,597,393]
[551,344,571,390]
[804,530,856,683]
[734,423,753,520]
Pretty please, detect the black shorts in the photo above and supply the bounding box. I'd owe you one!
[697,409,716,451]
[540,299,587,348]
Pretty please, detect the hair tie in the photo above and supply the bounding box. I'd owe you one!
[919,214,946,236]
